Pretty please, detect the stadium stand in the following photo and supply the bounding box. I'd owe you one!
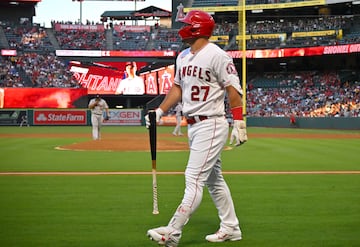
[18,53,79,88]
[2,22,54,52]
[150,28,182,51]
[55,29,106,50]
[0,0,359,116]
[113,30,150,50]
[0,55,26,87]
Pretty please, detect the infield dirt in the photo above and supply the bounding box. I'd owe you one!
[1,132,359,152]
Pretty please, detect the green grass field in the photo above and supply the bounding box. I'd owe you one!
[0,126,359,246]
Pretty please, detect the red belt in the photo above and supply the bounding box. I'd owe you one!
[186,116,208,125]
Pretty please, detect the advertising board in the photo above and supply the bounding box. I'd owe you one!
[33,110,87,125]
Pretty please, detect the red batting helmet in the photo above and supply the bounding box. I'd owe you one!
[178,10,215,41]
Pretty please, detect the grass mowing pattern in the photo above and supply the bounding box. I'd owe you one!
[0,126,359,246]
[0,175,359,247]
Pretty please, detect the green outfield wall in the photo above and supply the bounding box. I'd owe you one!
[0,109,359,129]
[247,117,360,130]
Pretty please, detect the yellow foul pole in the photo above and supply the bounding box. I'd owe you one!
[238,0,247,118]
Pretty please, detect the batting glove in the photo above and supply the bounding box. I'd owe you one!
[145,108,163,128]
[230,120,248,146]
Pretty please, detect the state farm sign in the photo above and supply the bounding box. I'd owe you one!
[33,110,87,125]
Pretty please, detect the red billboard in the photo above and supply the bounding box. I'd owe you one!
[227,43,360,58]
[158,65,174,94]
[56,43,360,60]
[54,23,105,32]
[56,50,176,57]
[0,88,87,108]
[69,61,174,95]
[144,71,158,95]
[33,110,87,125]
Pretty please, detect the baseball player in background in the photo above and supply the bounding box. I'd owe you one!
[172,102,183,136]
[146,10,248,247]
[88,94,110,140]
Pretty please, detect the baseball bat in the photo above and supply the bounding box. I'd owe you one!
[148,110,159,215]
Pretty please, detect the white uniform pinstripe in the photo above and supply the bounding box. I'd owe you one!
[171,43,241,233]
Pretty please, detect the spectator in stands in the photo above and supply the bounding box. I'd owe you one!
[289,111,297,126]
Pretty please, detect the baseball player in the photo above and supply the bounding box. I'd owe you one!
[88,94,110,140]
[172,102,183,136]
[115,61,145,95]
[146,10,247,246]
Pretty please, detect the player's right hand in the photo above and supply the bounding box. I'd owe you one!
[229,120,248,146]
[145,108,164,128]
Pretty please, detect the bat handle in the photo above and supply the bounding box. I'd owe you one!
[152,167,159,215]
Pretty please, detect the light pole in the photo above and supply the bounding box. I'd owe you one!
[73,0,84,24]
[80,0,83,24]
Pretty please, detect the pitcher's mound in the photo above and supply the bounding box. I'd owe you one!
[58,133,189,152]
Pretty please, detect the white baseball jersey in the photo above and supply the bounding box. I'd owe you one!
[116,76,145,95]
[150,44,242,241]
[174,43,243,118]
[88,98,109,115]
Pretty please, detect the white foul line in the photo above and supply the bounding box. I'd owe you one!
[0,171,359,176]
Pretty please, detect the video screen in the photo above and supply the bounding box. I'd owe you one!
[0,87,87,108]
[69,61,175,95]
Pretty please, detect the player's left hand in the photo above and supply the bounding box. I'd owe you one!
[230,120,248,146]
[145,108,163,128]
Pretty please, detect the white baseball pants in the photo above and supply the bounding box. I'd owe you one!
[91,114,103,140]
[171,117,240,232]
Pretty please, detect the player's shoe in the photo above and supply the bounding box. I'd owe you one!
[147,226,181,247]
[205,228,242,242]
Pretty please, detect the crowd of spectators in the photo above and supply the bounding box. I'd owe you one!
[3,22,53,51]
[55,29,106,50]
[246,71,360,117]
[113,30,150,50]
[51,20,103,27]
[151,28,182,51]
[0,53,79,88]
[0,16,359,117]
[18,53,79,88]
[0,56,25,87]
[249,16,346,34]
[1,14,359,52]
[214,16,348,36]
